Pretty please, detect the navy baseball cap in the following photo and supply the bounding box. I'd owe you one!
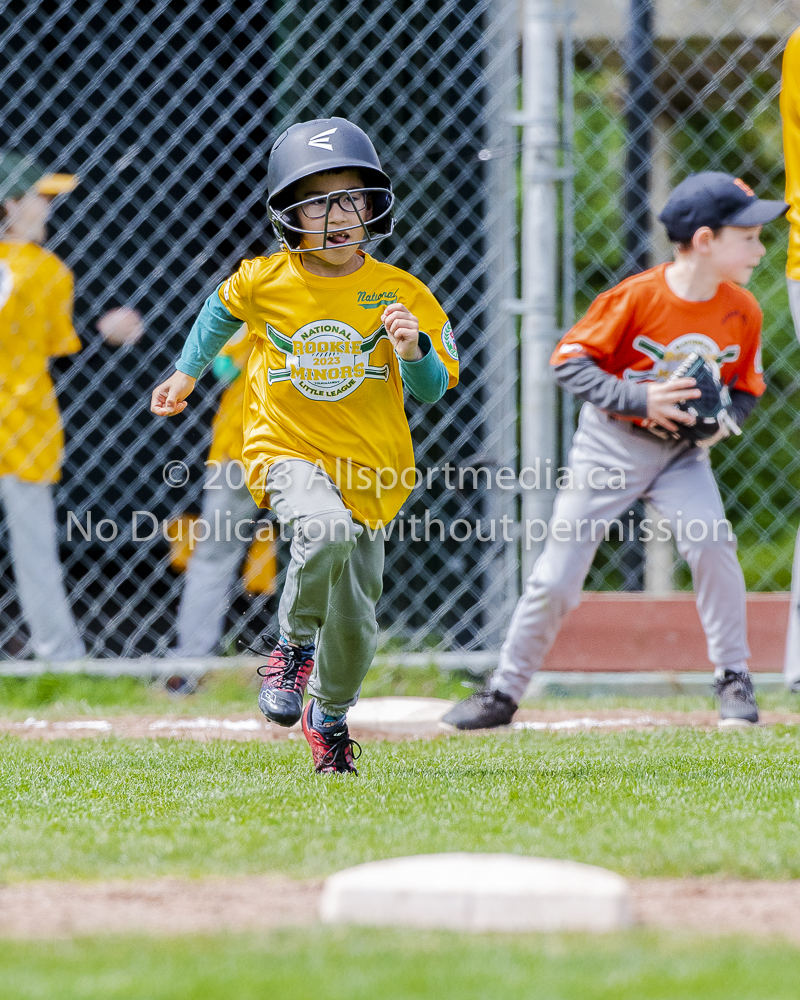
[658,171,787,242]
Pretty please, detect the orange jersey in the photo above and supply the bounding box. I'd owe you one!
[551,264,764,398]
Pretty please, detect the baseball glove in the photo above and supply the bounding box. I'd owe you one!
[647,352,742,444]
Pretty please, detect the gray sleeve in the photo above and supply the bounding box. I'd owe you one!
[552,355,649,418]
[728,388,760,428]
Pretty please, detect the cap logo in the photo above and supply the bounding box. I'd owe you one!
[308,128,337,151]
[733,177,754,197]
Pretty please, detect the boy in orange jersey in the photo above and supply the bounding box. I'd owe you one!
[151,119,458,772]
[444,171,786,730]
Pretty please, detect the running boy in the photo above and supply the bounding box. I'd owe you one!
[443,172,786,730]
[151,118,459,772]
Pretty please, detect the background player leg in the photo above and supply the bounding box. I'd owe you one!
[784,277,800,690]
[493,408,695,705]
[0,475,84,660]
[444,405,690,728]
[648,448,755,723]
[786,520,800,692]
[173,467,259,657]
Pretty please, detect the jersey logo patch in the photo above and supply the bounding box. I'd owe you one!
[265,319,389,401]
[441,319,457,359]
[624,333,740,382]
[308,128,337,151]
[357,289,398,309]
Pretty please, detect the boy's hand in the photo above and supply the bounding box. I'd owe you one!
[382,303,422,361]
[151,371,196,416]
[645,377,701,433]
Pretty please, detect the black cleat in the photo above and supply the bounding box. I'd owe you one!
[440,688,518,731]
[257,637,315,727]
[714,669,758,727]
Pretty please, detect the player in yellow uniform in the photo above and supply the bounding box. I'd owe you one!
[151,118,458,771]
[170,329,264,660]
[0,152,86,660]
[782,26,800,690]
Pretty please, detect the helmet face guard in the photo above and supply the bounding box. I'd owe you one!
[266,117,395,253]
[268,185,395,252]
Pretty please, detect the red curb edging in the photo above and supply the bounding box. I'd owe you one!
[545,593,791,672]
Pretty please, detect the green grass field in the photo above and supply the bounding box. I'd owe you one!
[3,665,800,719]
[3,727,800,882]
[2,672,800,997]
[0,664,472,719]
[3,929,800,1000]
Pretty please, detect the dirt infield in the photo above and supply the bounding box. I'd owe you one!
[2,706,800,743]
[1,875,800,940]
[0,877,321,938]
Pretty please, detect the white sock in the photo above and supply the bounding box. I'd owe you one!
[714,662,748,680]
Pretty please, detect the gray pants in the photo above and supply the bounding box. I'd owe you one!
[0,475,84,660]
[785,278,800,687]
[492,403,749,704]
[266,459,385,716]
[174,466,260,657]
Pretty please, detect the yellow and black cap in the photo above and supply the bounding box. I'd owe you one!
[0,151,78,202]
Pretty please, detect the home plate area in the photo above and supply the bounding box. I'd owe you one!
[4,697,800,742]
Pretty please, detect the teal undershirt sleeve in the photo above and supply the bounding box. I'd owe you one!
[176,284,243,378]
[212,355,242,385]
[399,332,450,403]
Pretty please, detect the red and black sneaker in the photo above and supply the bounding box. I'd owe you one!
[301,700,361,774]
[257,636,315,727]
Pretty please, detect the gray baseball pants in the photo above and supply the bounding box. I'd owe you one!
[0,475,85,660]
[265,459,385,717]
[491,403,750,704]
[784,278,800,688]
[173,465,260,657]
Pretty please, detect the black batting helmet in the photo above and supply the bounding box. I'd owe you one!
[266,117,394,251]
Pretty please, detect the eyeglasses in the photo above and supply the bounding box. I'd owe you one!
[295,190,369,220]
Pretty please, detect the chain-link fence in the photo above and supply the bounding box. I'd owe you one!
[0,0,513,660]
[0,0,797,662]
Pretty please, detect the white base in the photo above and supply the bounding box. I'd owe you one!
[320,853,632,933]
[345,697,454,734]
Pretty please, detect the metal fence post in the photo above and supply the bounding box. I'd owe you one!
[482,0,523,644]
[519,0,559,579]
[623,0,656,276]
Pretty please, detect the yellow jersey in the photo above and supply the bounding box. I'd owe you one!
[219,250,459,525]
[0,241,80,483]
[782,26,800,280]
[207,327,253,466]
